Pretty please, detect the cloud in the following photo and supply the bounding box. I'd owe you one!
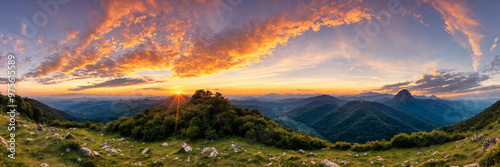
[484,55,500,73]
[0,77,25,84]
[420,0,484,70]
[377,69,493,94]
[68,77,165,91]
[491,37,499,52]
[24,0,373,80]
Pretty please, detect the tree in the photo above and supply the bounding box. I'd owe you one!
[33,107,43,123]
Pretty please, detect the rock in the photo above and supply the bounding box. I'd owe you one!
[19,124,28,128]
[228,144,243,153]
[417,152,422,155]
[362,153,368,156]
[266,162,273,166]
[130,162,143,166]
[301,161,306,166]
[347,153,352,156]
[0,136,8,147]
[83,137,95,142]
[66,148,71,153]
[450,166,459,167]
[481,137,499,151]
[161,143,169,147]
[29,131,36,135]
[77,158,81,163]
[266,153,274,158]
[92,151,101,157]
[36,124,46,132]
[431,151,439,155]
[150,161,161,167]
[26,138,34,142]
[464,163,481,167]
[40,163,50,167]
[310,161,316,165]
[319,159,340,167]
[378,156,384,161]
[444,154,450,159]
[101,141,113,150]
[48,127,56,132]
[309,152,316,156]
[81,146,93,157]
[81,146,101,157]
[46,133,60,139]
[427,158,436,162]
[142,148,149,154]
[62,133,75,140]
[118,138,126,141]
[201,147,218,158]
[181,142,192,153]
[344,161,350,165]
[471,134,484,142]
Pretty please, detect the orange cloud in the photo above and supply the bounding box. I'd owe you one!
[26,0,373,83]
[490,37,499,52]
[421,0,484,70]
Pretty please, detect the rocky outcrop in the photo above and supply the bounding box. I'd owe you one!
[319,159,340,167]
[181,142,192,153]
[201,147,218,157]
[481,137,499,151]
[36,124,46,132]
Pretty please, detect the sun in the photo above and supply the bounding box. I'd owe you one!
[176,91,182,95]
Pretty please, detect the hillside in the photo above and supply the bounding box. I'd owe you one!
[0,94,74,123]
[1,91,499,166]
[440,100,500,133]
[384,89,477,126]
[286,100,339,124]
[311,101,437,143]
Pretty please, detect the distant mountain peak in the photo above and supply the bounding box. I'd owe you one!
[393,89,415,102]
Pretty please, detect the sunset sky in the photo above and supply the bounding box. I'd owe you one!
[0,0,499,98]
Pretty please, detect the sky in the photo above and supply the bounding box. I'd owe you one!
[0,0,499,99]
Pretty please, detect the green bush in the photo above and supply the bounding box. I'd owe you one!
[332,141,351,150]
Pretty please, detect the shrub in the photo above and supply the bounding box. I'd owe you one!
[333,141,351,150]
[479,142,500,166]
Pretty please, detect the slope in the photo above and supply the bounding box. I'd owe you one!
[311,101,437,143]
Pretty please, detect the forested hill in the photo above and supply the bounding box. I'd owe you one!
[105,90,328,150]
[0,94,74,122]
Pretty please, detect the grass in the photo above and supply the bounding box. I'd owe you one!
[0,113,498,167]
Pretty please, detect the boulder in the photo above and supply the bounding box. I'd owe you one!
[62,133,75,140]
[201,147,218,158]
[319,159,340,167]
[40,163,50,167]
[66,148,71,153]
[36,124,46,132]
[228,144,243,153]
[309,152,317,156]
[298,149,305,154]
[46,133,60,139]
[0,136,8,147]
[161,143,169,147]
[48,127,56,132]
[92,151,101,157]
[481,137,499,152]
[142,148,149,154]
[81,147,93,157]
[181,142,192,153]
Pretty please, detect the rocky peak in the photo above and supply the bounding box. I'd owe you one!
[392,89,415,103]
